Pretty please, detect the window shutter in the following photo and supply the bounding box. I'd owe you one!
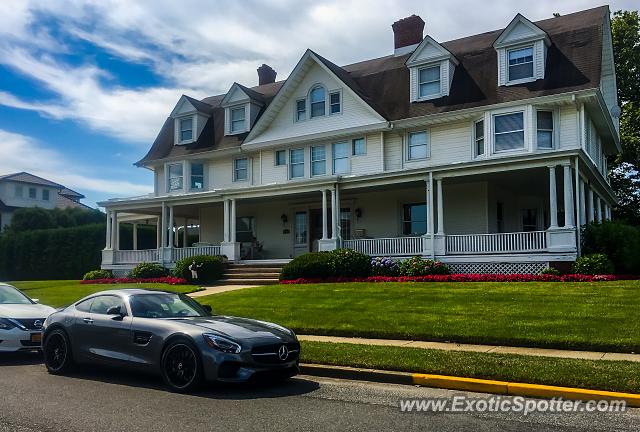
[410,67,418,102]
[224,108,230,135]
[497,49,506,86]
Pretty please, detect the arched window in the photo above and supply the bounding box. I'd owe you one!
[310,86,326,118]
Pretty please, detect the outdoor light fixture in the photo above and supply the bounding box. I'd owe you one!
[280,214,288,224]
[355,208,362,218]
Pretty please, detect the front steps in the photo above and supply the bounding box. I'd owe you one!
[218,263,284,285]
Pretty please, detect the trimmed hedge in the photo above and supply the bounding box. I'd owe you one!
[582,221,640,274]
[173,255,226,284]
[572,253,615,275]
[280,252,335,281]
[0,223,105,280]
[128,262,168,279]
[83,269,113,280]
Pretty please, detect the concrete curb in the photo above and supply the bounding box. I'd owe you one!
[301,364,640,407]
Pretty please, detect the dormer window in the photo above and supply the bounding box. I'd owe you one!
[493,14,550,86]
[418,65,441,98]
[310,86,326,118]
[179,117,193,142]
[406,35,458,102]
[230,107,246,133]
[507,46,534,81]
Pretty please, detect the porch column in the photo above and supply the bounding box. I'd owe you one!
[168,205,174,247]
[105,210,112,249]
[587,187,594,223]
[223,199,230,243]
[436,178,444,235]
[579,179,587,226]
[230,199,237,243]
[156,216,161,248]
[160,203,167,248]
[321,189,328,240]
[132,223,138,250]
[111,211,118,251]
[331,188,337,240]
[183,218,189,247]
[562,164,575,228]
[335,184,341,244]
[595,195,602,222]
[548,166,558,229]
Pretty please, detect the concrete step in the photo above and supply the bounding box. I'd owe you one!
[224,273,280,279]
[217,278,280,285]
[225,267,283,273]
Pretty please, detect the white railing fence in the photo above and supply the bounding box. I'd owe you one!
[172,245,222,261]
[445,231,547,254]
[113,249,160,264]
[343,237,425,256]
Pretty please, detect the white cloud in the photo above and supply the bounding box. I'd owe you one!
[0,129,151,196]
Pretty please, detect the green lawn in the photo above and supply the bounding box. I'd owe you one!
[199,281,640,353]
[301,341,640,394]
[9,280,198,308]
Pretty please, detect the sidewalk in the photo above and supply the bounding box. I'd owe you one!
[298,335,640,363]
[189,284,258,297]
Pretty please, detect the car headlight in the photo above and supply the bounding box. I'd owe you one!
[203,334,241,354]
[0,318,16,330]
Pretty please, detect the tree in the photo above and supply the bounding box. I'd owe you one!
[610,10,640,224]
[4,207,105,233]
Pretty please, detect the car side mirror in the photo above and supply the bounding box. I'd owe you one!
[107,306,125,320]
[202,304,213,315]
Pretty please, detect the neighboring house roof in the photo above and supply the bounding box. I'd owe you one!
[136,6,607,166]
[0,172,90,210]
[56,194,92,210]
[0,172,63,188]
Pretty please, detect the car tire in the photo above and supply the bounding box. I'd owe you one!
[43,329,74,374]
[161,339,202,393]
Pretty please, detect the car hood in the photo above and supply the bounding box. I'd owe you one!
[166,316,295,342]
[0,303,56,319]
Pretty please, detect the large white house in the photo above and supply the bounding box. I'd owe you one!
[100,6,620,274]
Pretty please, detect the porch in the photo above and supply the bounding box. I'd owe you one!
[101,158,613,273]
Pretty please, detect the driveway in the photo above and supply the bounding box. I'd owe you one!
[1,353,638,431]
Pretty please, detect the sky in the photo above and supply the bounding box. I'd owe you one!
[0,0,637,208]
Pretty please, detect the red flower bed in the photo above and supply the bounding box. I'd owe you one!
[280,274,637,284]
[81,276,188,285]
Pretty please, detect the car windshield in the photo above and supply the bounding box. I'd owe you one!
[129,293,208,319]
[0,285,33,305]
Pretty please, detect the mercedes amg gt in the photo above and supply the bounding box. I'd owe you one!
[41,289,299,392]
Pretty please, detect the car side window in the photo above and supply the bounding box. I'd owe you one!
[90,295,126,315]
[76,298,93,313]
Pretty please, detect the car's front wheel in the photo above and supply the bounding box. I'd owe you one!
[43,329,74,374]
[161,340,202,393]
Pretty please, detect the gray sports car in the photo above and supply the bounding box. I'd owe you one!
[41,289,299,392]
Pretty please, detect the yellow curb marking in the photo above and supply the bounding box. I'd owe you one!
[412,374,640,408]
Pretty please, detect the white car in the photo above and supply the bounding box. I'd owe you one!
[0,283,56,352]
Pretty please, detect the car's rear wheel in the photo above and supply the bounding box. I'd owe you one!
[43,329,74,374]
[161,340,202,393]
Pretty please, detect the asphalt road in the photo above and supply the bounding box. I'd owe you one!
[1,353,639,431]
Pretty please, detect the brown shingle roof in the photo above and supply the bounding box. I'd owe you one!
[136,6,607,166]
[0,172,63,188]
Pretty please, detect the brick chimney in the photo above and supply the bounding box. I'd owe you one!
[392,15,424,56]
[257,64,277,85]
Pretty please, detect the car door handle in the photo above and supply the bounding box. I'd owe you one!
[83,318,94,324]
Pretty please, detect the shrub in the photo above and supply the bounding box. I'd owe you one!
[83,269,113,280]
[173,255,226,284]
[398,256,451,276]
[329,248,371,277]
[371,257,399,276]
[280,252,335,280]
[581,221,640,274]
[571,253,615,275]
[540,267,561,276]
[128,262,168,279]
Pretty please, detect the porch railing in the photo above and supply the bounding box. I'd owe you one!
[445,231,547,254]
[343,237,425,256]
[172,245,222,261]
[113,249,160,264]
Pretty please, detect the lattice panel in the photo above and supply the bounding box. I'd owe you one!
[447,262,548,275]
[111,268,130,277]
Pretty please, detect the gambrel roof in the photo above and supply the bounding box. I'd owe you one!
[137,6,609,166]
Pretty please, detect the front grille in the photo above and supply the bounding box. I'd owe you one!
[251,342,300,364]
[15,319,45,330]
[20,340,40,347]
